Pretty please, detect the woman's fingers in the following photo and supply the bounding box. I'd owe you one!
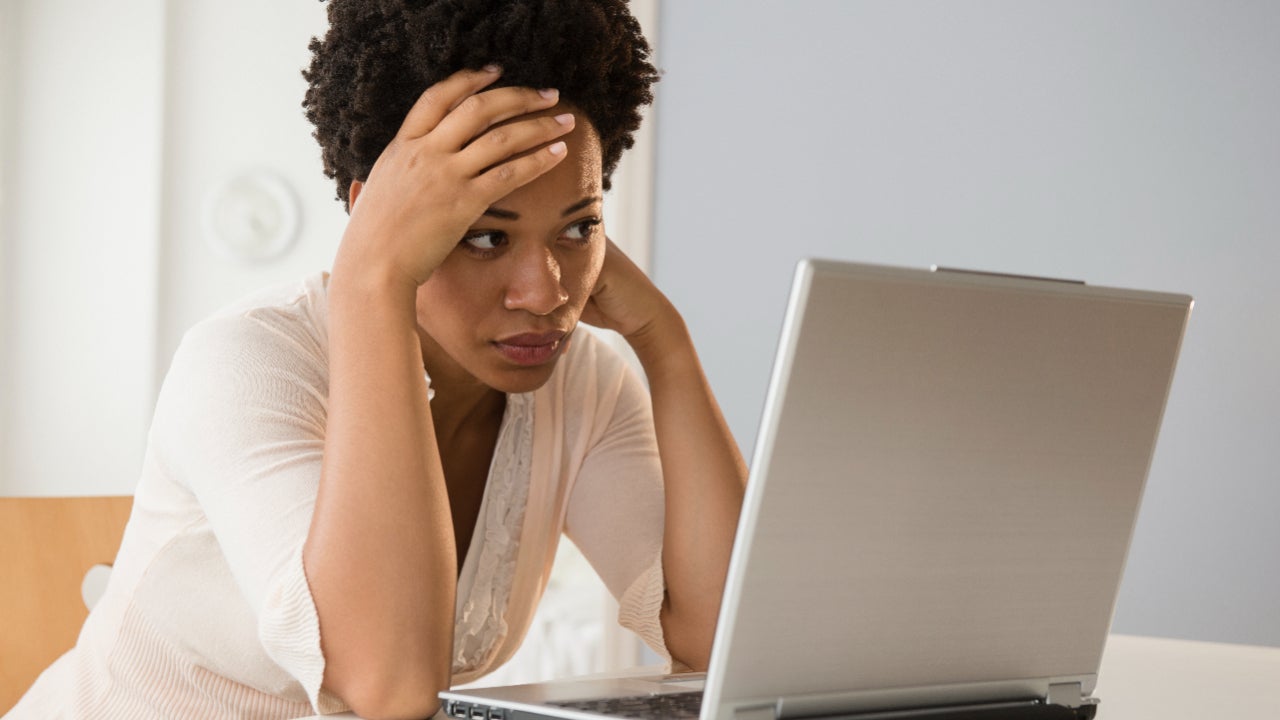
[397,66,503,139]
[347,68,576,283]
[399,70,565,165]
[430,86,562,151]
[471,138,570,201]
[455,112,575,178]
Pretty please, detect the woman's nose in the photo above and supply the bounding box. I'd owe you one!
[503,246,570,316]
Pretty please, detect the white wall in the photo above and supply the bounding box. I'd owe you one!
[653,0,1280,647]
[0,1,348,497]
[2,0,165,496]
[0,0,16,464]
[155,1,348,379]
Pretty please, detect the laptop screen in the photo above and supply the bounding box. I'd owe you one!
[706,260,1191,715]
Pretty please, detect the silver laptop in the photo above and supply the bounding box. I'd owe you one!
[441,259,1193,720]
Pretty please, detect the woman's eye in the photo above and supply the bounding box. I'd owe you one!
[564,218,601,241]
[462,231,506,252]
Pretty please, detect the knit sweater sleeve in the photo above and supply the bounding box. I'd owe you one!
[150,304,344,713]
[561,339,670,662]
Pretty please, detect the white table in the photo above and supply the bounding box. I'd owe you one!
[306,634,1280,719]
[1093,634,1280,718]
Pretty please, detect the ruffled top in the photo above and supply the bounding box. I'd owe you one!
[452,391,534,679]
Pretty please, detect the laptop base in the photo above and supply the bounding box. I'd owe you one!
[445,695,1098,720]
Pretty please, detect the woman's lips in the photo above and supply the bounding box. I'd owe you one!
[492,330,568,366]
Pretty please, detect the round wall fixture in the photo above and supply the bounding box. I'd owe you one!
[202,170,300,263]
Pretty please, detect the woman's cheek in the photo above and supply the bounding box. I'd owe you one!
[570,247,605,299]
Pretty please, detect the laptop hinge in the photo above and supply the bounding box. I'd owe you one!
[733,703,779,720]
[1046,682,1084,709]
[772,687,1101,720]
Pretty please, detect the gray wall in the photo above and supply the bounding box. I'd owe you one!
[652,0,1279,646]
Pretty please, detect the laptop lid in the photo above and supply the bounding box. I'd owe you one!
[703,260,1192,720]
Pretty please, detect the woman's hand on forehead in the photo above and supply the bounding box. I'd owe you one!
[335,66,576,289]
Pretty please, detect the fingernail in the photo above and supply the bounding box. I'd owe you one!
[539,88,559,100]
[483,64,502,74]
[554,113,574,126]
[548,141,567,156]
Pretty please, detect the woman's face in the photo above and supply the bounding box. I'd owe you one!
[415,109,606,395]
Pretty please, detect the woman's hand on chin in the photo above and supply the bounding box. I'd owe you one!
[579,237,683,354]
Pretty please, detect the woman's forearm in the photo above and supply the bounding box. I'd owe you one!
[303,265,455,719]
[297,70,573,718]
[630,307,747,671]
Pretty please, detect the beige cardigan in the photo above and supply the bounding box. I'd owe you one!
[8,273,669,719]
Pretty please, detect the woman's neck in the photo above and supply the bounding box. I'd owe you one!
[418,329,506,443]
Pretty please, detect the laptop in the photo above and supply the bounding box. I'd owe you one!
[440,259,1193,720]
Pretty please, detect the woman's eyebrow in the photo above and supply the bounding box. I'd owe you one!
[561,196,601,217]
[482,196,601,221]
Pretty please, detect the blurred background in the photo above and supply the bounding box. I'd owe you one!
[1,0,1276,680]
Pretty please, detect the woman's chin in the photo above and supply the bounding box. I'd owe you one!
[483,362,561,395]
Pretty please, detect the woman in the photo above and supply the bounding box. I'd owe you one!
[7,2,745,718]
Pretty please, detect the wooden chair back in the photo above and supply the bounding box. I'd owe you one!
[0,495,133,713]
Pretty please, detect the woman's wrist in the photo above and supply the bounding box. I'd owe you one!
[626,303,698,382]
[329,254,420,317]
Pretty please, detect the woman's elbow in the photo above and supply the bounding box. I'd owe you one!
[348,694,441,720]
[660,604,717,673]
[329,664,449,720]
[668,642,713,674]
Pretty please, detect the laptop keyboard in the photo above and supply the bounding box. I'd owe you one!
[551,691,704,719]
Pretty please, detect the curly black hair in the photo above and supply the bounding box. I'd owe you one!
[303,0,659,208]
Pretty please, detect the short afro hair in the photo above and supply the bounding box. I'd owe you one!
[303,0,659,208]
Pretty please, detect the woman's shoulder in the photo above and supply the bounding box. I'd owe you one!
[165,272,332,396]
[149,274,334,469]
[199,270,329,332]
[179,272,331,363]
